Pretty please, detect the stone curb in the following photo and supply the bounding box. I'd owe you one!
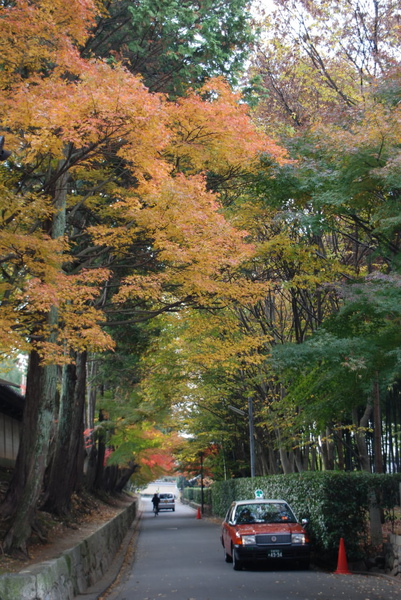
[74,505,142,600]
[0,499,138,600]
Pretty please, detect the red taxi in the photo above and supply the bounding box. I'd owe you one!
[221,499,310,570]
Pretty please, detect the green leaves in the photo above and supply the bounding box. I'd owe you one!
[86,0,255,96]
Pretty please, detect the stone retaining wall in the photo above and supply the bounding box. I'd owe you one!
[0,499,137,600]
[385,532,401,578]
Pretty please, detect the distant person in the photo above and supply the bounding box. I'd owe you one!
[152,493,160,515]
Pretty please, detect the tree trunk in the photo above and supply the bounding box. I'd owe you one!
[336,430,345,471]
[373,373,383,473]
[267,445,280,475]
[371,375,384,546]
[320,428,335,470]
[352,400,383,547]
[85,355,97,431]
[0,162,69,552]
[276,427,295,474]
[1,349,57,553]
[115,462,138,492]
[42,352,87,515]
[83,356,98,487]
[353,404,372,472]
[92,409,107,490]
[294,444,309,472]
[310,445,318,471]
[84,445,99,490]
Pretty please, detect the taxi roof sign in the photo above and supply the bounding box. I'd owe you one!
[254,489,264,499]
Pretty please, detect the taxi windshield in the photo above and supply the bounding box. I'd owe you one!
[234,503,296,525]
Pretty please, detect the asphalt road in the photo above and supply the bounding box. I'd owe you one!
[140,480,179,497]
[106,498,401,600]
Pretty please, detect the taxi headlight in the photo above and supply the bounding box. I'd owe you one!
[242,535,256,545]
[291,533,306,544]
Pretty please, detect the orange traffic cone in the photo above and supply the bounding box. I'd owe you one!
[334,537,350,574]
[196,507,202,519]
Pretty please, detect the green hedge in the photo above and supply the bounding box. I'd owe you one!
[211,472,401,562]
[183,486,212,507]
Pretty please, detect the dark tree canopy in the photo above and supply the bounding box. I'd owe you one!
[84,0,255,95]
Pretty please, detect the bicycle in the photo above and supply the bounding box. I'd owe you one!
[153,504,159,516]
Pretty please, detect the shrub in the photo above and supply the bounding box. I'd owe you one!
[183,486,212,507]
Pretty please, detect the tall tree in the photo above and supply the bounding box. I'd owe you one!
[240,0,401,473]
[0,0,283,550]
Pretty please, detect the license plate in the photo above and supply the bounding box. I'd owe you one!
[267,549,282,558]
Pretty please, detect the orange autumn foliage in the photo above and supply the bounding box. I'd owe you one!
[164,77,287,174]
[0,0,286,364]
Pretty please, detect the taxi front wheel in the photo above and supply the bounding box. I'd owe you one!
[223,545,232,563]
[232,547,243,571]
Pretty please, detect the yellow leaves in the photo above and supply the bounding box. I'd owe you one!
[22,278,60,312]
[0,0,98,87]
[0,189,67,287]
[316,94,401,162]
[86,224,139,256]
[59,306,115,355]
[30,267,111,310]
[1,233,65,274]
[0,2,288,369]
[113,273,167,304]
[0,305,32,357]
[253,229,354,290]
[5,64,168,178]
[0,188,56,230]
[0,268,114,361]
[5,71,283,184]
[107,173,268,307]
[157,310,272,377]
[165,77,287,175]
[136,174,245,263]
